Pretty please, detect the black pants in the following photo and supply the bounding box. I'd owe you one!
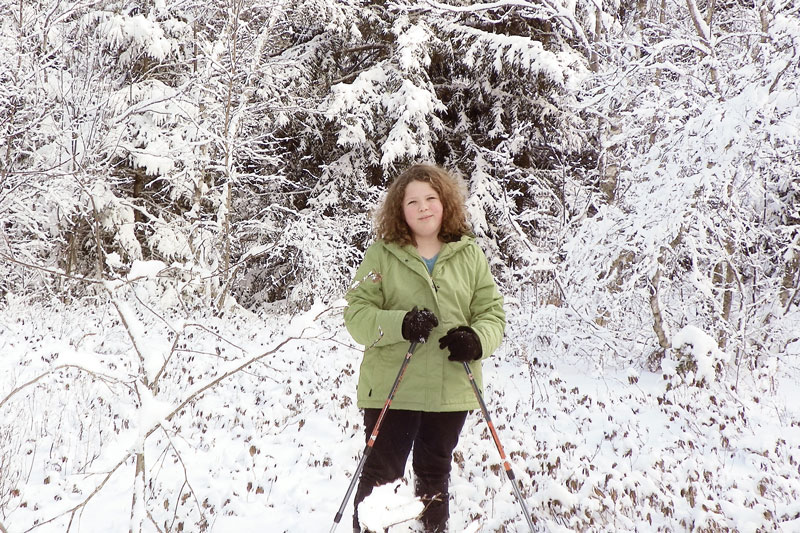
[353,409,468,533]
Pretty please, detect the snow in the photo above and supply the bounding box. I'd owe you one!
[2,295,798,533]
[97,13,174,62]
[358,480,424,532]
[134,143,175,176]
[394,17,432,71]
[458,23,577,88]
[671,324,729,384]
[128,259,168,280]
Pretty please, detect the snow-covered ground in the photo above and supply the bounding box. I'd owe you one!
[1,284,799,532]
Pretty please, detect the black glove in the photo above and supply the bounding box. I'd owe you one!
[401,306,439,343]
[439,326,482,362]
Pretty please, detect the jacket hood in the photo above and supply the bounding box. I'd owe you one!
[382,235,474,264]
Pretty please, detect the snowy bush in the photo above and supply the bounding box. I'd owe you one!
[3,295,797,533]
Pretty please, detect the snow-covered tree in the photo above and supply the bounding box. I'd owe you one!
[305,1,599,302]
[559,0,800,368]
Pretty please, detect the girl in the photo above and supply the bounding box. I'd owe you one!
[344,164,506,532]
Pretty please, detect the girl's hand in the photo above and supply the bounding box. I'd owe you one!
[402,306,439,343]
[439,327,482,361]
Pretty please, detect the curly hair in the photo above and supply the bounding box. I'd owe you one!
[375,164,472,245]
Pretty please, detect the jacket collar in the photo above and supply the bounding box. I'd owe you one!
[381,235,473,265]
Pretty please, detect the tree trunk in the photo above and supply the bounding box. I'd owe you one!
[650,269,670,349]
[782,238,800,313]
[590,6,602,72]
[686,0,719,89]
[718,260,735,350]
[129,451,145,533]
[217,0,243,312]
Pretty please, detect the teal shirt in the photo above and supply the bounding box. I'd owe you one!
[422,254,438,274]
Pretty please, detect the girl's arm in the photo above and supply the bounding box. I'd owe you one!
[468,245,506,359]
[344,244,407,348]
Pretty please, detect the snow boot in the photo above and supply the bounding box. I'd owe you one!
[415,478,449,532]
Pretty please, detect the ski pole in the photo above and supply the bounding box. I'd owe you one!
[330,341,419,533]
[463,361,536,532]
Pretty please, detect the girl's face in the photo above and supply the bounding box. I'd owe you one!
[402,180,443,242]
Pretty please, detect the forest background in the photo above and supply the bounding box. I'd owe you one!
[1,0,799,532]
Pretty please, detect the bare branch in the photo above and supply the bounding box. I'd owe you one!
[150,322,248,393]
[108,290,151,390]
[161,428,206,523]
[146,509,165,533]
[0,364,123,412]
[23,453,132,533]
[146,336,296,440]
[0,252,105,285]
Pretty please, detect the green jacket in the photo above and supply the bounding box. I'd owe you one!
[344,236,506,412]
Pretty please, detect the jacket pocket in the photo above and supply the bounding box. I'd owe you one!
[441,360,482,407]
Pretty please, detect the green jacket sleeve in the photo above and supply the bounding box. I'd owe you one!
[344,243,407,348]
[468,244,506,359]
